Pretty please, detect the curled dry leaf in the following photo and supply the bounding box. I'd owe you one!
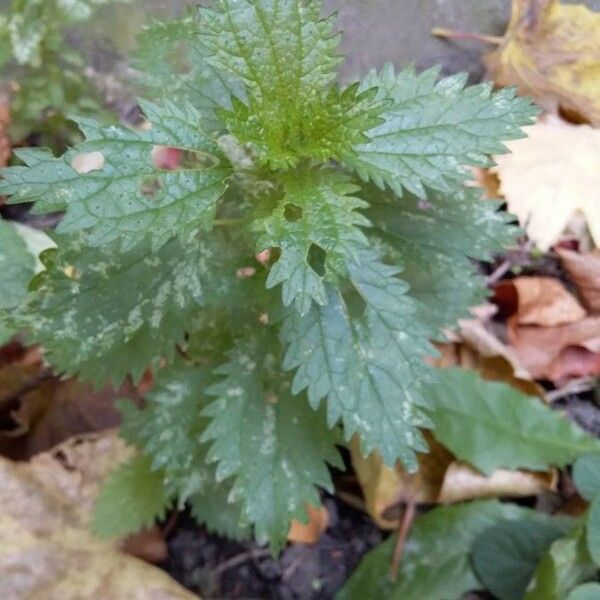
[0,432,199,600]
[435,341,543,399]
[287,504,330,545]
[510,317,600,382]
[494,116,600,251]
[558,248,600,314]
[350,436,555,530]
[484,0,600,125]
[454,313,534,383]
[0,340,141,461]
[495,276,586,327]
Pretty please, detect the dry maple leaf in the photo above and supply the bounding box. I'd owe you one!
[0,432,199,600]
[494,116,600,251]
[484,0,600,125]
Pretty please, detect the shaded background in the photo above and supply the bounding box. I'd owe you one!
[81,0,600,81]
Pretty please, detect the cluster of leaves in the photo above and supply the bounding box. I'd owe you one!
[1,0,556,554]
[340,371,600,599]
[0,0,131,145]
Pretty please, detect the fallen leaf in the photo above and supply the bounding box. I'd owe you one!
[455,314,534,382]
[438,464,556,504]
[122,528,168,564]
[470,167,501,199]
[350,436,556,530]
[0,432,199,600]
[0,346,45,414]
[484,0,600,125]
[0,377,131,460]
[510,317,600,382]
[287,504,329,544]
[0,343,141,460]
[494,116,600,251]
[437,341,543,397]
[545,345,600,383]
[495,276,586,327]
[558,248,600,314]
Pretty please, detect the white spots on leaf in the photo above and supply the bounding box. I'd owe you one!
[259,405,276,456]
[71,151,105,174]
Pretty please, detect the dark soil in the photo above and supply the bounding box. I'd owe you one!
[162,494,382,600]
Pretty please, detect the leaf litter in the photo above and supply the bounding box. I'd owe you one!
[1,0,600,598]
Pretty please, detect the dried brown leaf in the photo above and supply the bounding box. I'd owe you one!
[495,276,586,327]
[558,248,600,314]
[350,436,555,530]
[287,504,330,545]
[510,316,600,381]
[0,432,199,600]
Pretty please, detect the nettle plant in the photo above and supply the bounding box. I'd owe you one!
[0,1,539,550]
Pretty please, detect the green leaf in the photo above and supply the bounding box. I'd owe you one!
[426,368,600,476]
[0,219,36,309]
[119,361,250,540]
[256,168,370,315]
[566,583,600,600]
[134,13,244,133]
[17,236,217,386]
[472,518,573,600]
[525,525,597,600]
[201,331,342,553]
[93,454,169,538]
[0,101,230,251]
[343,64,539,197]
[365,184,519,333]
[282,251,436,469]
[337,500,546,600]
[224,82,384,168]
[587,496,600,566]
[0,220,54,344]
[199,0,382,168]
[573,453,600,501]
[199,0,340,99]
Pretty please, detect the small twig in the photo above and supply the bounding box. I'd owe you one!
[282,548,308,581]
[486,240,535,286]
[546,377,595,403]
[335,490,366,512]
[213,548,271,578]
[432,27,503,46]
[390,500,417,583]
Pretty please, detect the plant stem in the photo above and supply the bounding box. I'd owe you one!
[432,27,503,46]
[390,499,417,583]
